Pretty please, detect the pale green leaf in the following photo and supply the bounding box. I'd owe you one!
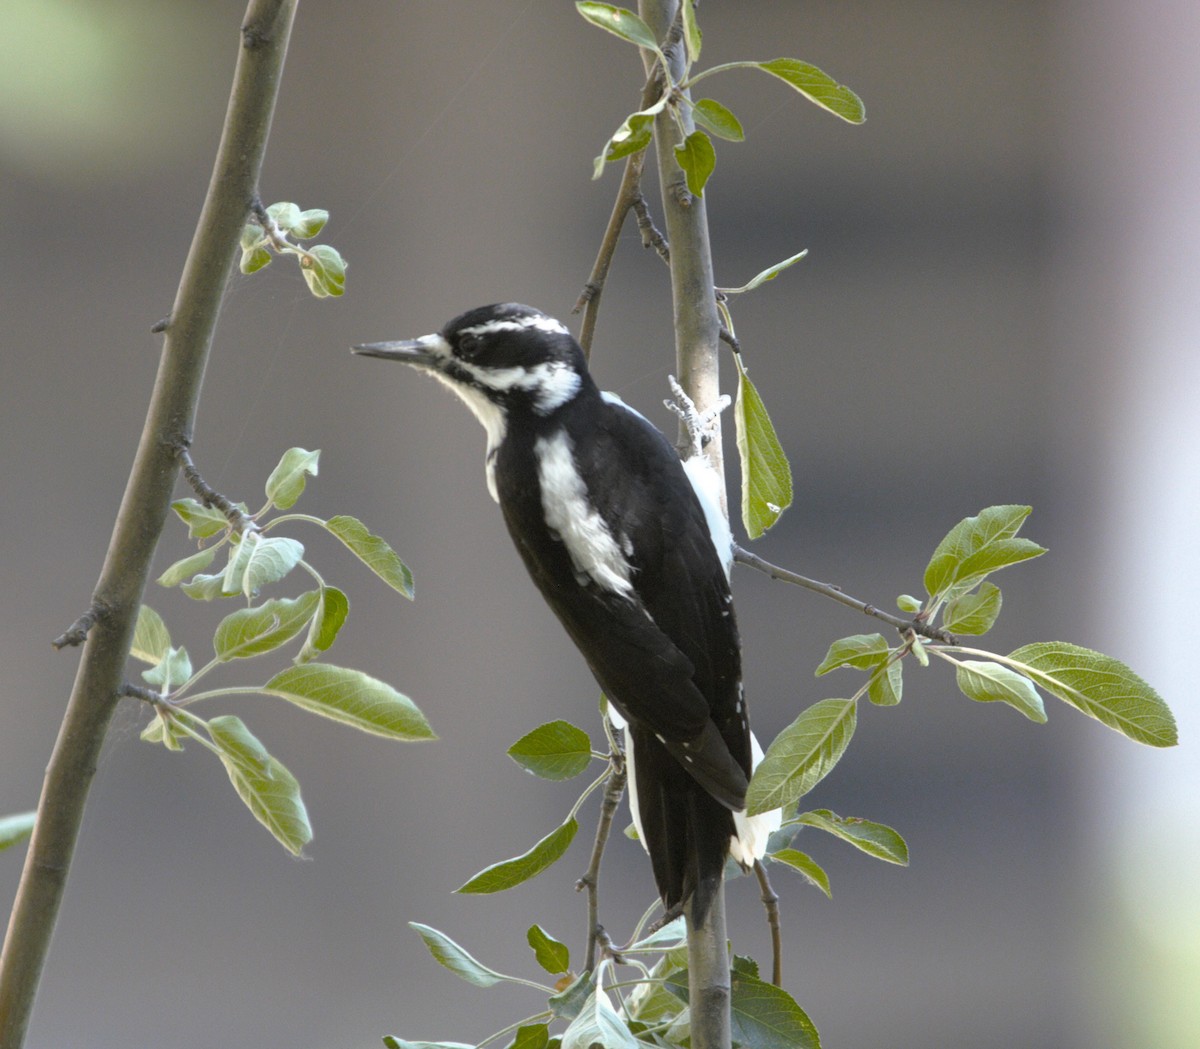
[794,809,909,865]
[267,201,302,230]
[156,545,218,588]
[692,98,742,141]
[508,720,592,780]
[575,2,661,54]
[179,572,230,601]
[734,362,793,539]
[591,97,667,177]
[292,208,329,240]
[867,658,903,707]
[325,515,414,598]
[0,812,36,852]
[815,633,888,675]
[300,244,346,298]
[549,971,596,1021]
[409,922,505,988]
[769,848,831,897]
[756,57,865,124]
[681,0,701,63]
[955,659,1046,723]
[296,585,349,664]
[240,245,272,274]
[897,593,923,613]
[1006,642,1177,747]
[213,592,320,661]
[561,989,639,1049]
[130,605,171,664]
[944,581,1002,635]
[139,709,184,751]
[507,1024,550,1049]
[206,715,312,855]
[457,817,578,893]
[721,249,808,295]
[240,535,305,598]
[264,447,320,510]
[527,924,570,975]
[262,664,435,741]
[141,645,193,692]
[746,698,856,816]
[674,129,716,196]
[171,498,230,539]
[923,505,1045,599]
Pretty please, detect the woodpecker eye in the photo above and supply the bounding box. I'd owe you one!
[456,332,483,359]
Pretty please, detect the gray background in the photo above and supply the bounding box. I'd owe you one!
[2,2,1196,1048]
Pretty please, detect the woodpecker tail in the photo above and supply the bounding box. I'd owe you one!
[628,727,736,926]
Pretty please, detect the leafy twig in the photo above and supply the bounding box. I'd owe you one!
[0,5,298,1045]
[175,441,258,534]
[733,544,959,645]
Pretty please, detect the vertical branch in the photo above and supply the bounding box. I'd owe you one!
[0,4,297,1046]
[638,3,732,1047]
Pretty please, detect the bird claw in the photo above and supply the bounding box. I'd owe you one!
[664,376,730,457]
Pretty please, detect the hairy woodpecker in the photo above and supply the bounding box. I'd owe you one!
[355,303,774,923]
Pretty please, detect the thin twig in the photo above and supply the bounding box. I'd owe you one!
[174,440,257,533]
[632,193,670,264]
[733,545,959,645]
[577,742,628,971]
[573,70,664,358]
[50,600,113,651]
[119,684,162,705]
[753,860,783,987]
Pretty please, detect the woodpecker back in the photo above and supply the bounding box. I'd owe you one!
[355,303,761,922]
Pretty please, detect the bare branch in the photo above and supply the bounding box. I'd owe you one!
[754,859,783,987]
[50,600,113,651]
[577,737,628,972]
[175,441,258,534]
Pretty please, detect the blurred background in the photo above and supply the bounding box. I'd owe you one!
[1,2,1196,1047]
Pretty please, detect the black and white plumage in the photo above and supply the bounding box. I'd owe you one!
[355,303,775,922]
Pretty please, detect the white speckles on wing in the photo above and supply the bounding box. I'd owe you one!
[535,429,634,597]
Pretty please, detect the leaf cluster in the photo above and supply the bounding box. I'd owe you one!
[746,505,1178,819]
[134,448,431,853]
[239,200,347,298]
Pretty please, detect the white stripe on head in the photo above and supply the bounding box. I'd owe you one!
[534,429,634,596]
[457,359,581,414]
[457,314,570,338]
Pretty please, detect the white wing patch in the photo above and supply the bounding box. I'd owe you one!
[534,429,634,597]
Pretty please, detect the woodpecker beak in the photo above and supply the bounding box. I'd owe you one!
[352,336,442,368]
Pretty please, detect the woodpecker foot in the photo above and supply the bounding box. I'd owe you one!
[665,375,730,458]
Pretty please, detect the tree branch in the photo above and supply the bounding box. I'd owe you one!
[753,859,783,987]
[577,741,628,972]
[733,544,960,645]
[0,5,297,1045]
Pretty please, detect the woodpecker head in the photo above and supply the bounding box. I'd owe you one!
[353,303,589,420]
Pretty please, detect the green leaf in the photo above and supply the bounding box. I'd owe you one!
[267,201,302,230]
[867,658,903,707]
[205,715,312,855]
[408,922,505,988]
[300,244,347,298]
[383,1040,474,1049]
[213,591,321,661]
[179,572,231,601]
[794,809,909,865]
[325,515,414,598]
[527,924,570,975]
[224,533,304,599]
[240,244,272,274]
[692,98,742,141]
[746,697,856,816]
[591,97,667,177]
[923,505,1045,599]
[0,812,36,853]
[729,971,821,1049]
[292,208,329,240]
[769,848,831,898]
[130,605,171,664]
[943,581,1002,635]
[156,545,218,588]
[627,915,686,951]
[561,989,639,1049]
[457,817,578,894]
[815,633,888,675]
[550,971,596,1021]
[262,664,435,741]
[721,249,808,295]
[680,0,701,64]
[755,57,866,124]
[507,1025,550,1049]
[264,447,320,510]
[955,659,1046,723]
[674,129,716,196]
[139,709,184,751]
[171,498,230,539]
[508,720,592,780]
[296,585,349,664]
[141,645,193,692]
[1006,642,1177,747]
[575,3,661,54]
[896,593,923,614]
[734,361,793,539]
